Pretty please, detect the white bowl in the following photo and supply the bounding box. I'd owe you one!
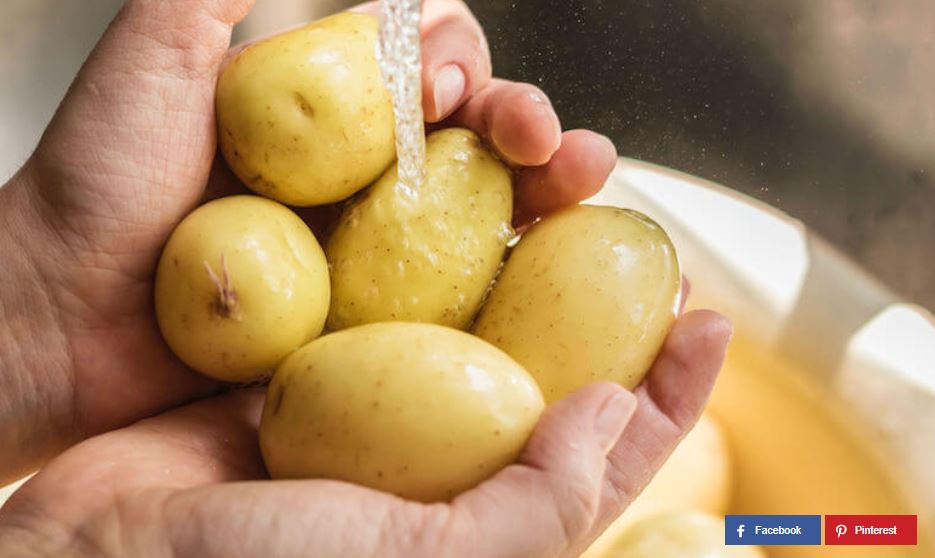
[589,158,934,556]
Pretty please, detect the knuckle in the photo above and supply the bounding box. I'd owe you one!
[541,472,601,552]
[120,0,236,79]
[377,501,453,557]
[519,83,549,99]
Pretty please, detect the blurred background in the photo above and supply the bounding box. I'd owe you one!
[2,0,932,310]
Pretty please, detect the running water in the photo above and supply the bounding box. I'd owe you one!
[377,0,426,197]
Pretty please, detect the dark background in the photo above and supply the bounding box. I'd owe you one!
[465,0,935,311]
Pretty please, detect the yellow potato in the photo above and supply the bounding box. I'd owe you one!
[582,414,733,558]
[605,511,766,558]
[473,205,681,402]
[216,13,395,206]
[326,128,513,331]
[259,322,543,502]
[155,196,329,382]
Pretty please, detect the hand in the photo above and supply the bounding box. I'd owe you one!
[0,0,618,483]
[0,309,732,558]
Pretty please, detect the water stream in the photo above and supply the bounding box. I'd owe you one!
[377,0,426,198]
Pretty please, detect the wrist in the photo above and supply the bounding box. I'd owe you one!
[0,168,76,484]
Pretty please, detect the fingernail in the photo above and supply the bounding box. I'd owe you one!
[594,389,637,451]
[432,64,466,121]
[595,133,616,154]
[713,314,735,344]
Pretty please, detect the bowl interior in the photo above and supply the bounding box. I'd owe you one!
[589,159,934,556]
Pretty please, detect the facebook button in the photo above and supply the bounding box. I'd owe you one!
[725,515,822,546]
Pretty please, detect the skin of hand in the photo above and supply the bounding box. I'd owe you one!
[0,309,731,558]
[0,0,732,555]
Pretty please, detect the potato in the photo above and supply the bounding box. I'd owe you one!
[155,196,329,382]
[606,511,766,558]
[582,414,733,557]
[216,13,395,206]
[473,205,680,402]
[326,128,513,331]
[259,322,543,502]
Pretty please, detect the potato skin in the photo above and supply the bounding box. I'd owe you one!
[259,322,544,502]
[473,205,681,402]
[216,13,395,206]
[325,128,514,331]
[154,196,330,382]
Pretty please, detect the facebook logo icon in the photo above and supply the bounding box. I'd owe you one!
[725,515,822,546]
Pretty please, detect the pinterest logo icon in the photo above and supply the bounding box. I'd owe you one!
[825,515,917,546]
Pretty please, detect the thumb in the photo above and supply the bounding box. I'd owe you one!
[449,382,637,558]
[29,0,256,262]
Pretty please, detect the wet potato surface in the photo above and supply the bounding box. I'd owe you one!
[160,7,685,511]
[259,322,544,502]
[217,13,395,206]
[326,128,514,331]
[155,196,330,382]
[474,205,681,402]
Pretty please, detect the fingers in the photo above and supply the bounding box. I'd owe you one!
[353,0,493,122]
[447,383,637,557]
[513,130,618,227]
[638,310,732,430]
[166,480,442,558]
[164,384,635,558]
[357,0,566,169]
[226,0,565,190]
[597,311,732,531]
[444,78,563,166]
[417,1,492,121]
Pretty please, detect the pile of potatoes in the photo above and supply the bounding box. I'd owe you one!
[154,13,682,505]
